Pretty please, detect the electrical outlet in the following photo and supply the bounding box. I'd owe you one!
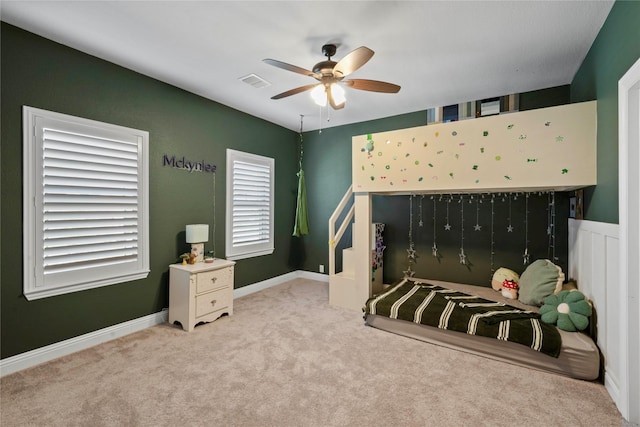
[319,264,325,273]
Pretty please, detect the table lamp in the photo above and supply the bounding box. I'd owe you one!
[185,224,209,263]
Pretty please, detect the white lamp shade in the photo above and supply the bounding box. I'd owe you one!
[185,224,209,243]
[331,83,346,106]
[311,85,327,107]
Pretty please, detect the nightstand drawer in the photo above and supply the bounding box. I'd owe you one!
[196,267,232,294]
[195,287,231,318]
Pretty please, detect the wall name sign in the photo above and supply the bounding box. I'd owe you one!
[162,154,217,173]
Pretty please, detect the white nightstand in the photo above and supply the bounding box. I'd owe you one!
[169,259,235,331]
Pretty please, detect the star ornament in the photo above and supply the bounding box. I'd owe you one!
[459,249,467,265]
[403,266,416,277]
[444,223,451,231]
[507,225,514,232]
[432,244,439,257]
[406,246,417,261]
[474,224,482,231]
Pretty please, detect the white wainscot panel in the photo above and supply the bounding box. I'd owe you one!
[568,219,621,405]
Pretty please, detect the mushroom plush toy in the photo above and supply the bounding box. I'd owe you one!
[501,279,519,299]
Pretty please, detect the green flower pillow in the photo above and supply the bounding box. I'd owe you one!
[540,290,592,331]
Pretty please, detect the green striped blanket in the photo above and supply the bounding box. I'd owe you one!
[364,279,561,358]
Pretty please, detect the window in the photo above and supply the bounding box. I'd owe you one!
[23,106,149,300]
[225,149,274,260]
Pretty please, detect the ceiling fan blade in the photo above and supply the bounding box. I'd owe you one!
[263,58,319,79]
[333,46,374,78]
[270,84,319,100]
[343,79,401,93]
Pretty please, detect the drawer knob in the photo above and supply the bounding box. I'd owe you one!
[211,299,217,307]
[210,277,217,283]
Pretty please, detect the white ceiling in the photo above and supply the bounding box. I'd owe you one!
[1,1,614,132]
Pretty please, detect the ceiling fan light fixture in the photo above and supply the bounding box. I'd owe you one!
[331,83,346,106]
[265,44,399,109]
[311,84,327,107]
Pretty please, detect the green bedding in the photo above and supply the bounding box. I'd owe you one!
[364,279,562,358]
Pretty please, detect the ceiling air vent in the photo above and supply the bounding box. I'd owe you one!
[239,73,270,89]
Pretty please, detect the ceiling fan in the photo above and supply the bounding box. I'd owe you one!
[263,44,401,110]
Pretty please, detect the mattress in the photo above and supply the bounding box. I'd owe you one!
[364,278,601,380]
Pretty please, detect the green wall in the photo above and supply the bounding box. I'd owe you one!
[0,23,299,358]
[570,1,640,224]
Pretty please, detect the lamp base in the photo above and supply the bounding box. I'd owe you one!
[190,243,204,263]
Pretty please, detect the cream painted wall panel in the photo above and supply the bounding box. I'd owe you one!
[353,101,596,193]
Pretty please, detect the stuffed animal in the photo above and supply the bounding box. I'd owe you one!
[501,279,519,299]
[518,259,565,306]
[540,290,592,331]
[492,267,520,294]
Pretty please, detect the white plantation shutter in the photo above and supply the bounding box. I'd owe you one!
[23,107,149,300]
[226,150,274,260]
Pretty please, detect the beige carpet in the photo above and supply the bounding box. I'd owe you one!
[1,278,624,426]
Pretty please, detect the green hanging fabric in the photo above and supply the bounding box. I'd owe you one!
[293,115,309,237]
[293,169,309,236]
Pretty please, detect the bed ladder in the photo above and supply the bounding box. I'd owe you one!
[328,187,383,310]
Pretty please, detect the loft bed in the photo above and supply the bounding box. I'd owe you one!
[340,101,600,380]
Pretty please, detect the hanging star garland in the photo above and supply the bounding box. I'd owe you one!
[459,195,467,265]
[407,243,417,261]
[405,195,418,275]
[432,196,439,258]
[459,248,467,265]
[547,191,557,261]
[507,194,514,232]
[523,193,531,265]
[403,266,416,277]
[444,196,452,230]
[474,197,482,231]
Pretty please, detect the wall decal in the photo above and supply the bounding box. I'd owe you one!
[162,154,216,173]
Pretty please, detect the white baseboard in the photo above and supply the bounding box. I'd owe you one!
[0,310,168,377]
[233,270,328,298]
[0,270,327,377]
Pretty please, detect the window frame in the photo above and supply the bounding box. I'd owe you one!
[23,106,150,300]
[225,149,275,260]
